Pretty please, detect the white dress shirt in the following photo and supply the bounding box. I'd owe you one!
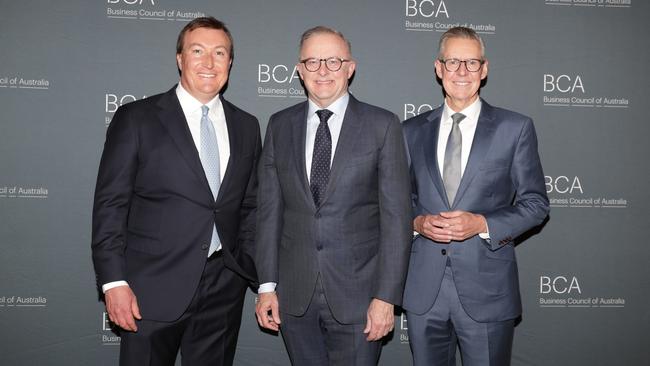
[436,98,481,179]
[436,97,490,240]
[102,83,230,293]
[176,84,231,182]
[258,94,350,294]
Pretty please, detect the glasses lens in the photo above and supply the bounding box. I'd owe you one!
[304,59,320,71]
[325,58,342,71]
[445,59,460,72]
[466,59,482,72]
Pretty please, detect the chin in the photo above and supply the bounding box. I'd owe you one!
[200,86,221,94]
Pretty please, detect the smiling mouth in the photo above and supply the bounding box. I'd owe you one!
[198,73,216,78]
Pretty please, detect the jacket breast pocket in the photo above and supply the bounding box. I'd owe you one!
[479,158,510,172]
[344,150,376,167]
[475,159,511,191]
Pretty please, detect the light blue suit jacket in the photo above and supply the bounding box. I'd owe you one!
[402,100,549,322]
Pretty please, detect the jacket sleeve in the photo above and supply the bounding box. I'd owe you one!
[91,106,139,287]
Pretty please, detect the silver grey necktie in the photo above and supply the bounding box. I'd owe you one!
[443,112,466,205]
[200,105,222,256]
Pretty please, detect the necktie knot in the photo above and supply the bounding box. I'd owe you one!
[451,112,466,125]
[316,109,333,124]
[201,105,209,117]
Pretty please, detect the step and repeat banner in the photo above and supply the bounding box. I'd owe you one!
[1,1,648,365]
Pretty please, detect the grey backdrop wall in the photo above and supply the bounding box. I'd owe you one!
[1,0,648,365]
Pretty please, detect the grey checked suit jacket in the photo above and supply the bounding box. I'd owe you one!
[255,95,412,324]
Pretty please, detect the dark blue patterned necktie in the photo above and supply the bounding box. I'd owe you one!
[310,109,333,206]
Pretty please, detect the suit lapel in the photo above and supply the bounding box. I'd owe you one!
[423,107,449,207]
[453,100,497,207]
[156,87,213,202]
[319,95,363,208]
[218,96,239,204]
[290,102,314,208]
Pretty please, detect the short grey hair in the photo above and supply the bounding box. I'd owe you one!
[437,26,485,60]
[299,26,352,57]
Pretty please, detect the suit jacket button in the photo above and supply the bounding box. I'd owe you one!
[441,249,447,255]
[315,213,321,218]
[316,244,323,251]
[201,243,209,250]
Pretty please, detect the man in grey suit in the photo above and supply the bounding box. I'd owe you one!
[402,27,550,365]
[254,26,412,365]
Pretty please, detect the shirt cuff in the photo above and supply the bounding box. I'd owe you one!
[258,282,277,294]
[102,281,129,293]
[478,222,491,241]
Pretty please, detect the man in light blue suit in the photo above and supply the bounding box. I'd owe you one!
[402,27,550,366]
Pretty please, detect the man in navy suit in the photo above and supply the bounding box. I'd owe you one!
[92,17,260,366]
[254,26,412,365]
[402,27,549,366]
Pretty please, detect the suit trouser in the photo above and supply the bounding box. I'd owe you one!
[119,252,248,366]
[407,264,515,366]
[280,276,382,366]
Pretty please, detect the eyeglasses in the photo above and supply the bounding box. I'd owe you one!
[439,58,484,72]
[300,57,350,72]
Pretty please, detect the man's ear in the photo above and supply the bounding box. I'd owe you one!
[176,54,183,72]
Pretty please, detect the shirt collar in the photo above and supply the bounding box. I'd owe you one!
[175,83,221,115]
[307,93,349,120]
[442,97,482,124]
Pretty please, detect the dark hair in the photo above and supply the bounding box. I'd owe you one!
[176,16,234,58]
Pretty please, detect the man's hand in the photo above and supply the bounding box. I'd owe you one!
[414,211,487,242]
[414,214,453,243]
[105,285,141,332]
[363,298,394,341]
[439,210,487,241]
[255,292,281,331]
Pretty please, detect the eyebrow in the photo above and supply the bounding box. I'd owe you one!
[187,43,228,50]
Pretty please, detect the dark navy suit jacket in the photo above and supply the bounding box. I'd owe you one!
[92,86,260,321]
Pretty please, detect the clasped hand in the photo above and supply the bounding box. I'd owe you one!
[413,210,487,243]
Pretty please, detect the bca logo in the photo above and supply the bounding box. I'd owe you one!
[545,176,583,194]
[258,64,300,84]
[105,93,147,113]
[540,276,582,294]
[404,103,433,119]
[543,74,585,93]
[405,0,449,18]
[107,0,155,4]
